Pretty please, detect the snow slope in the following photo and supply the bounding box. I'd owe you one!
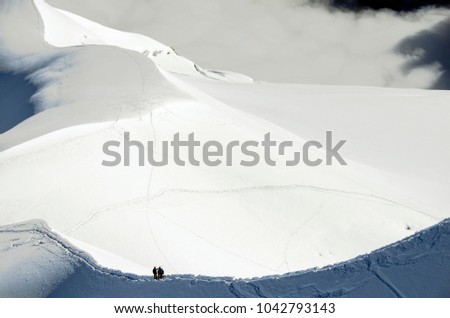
[0,0,449,280]
[0,220,77,298]
[35,0,253,83]
[1,219,449,297]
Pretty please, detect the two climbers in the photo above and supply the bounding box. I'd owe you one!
[152,266,164,280]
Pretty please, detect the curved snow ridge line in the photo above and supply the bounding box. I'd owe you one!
[247,216,450,281]
[30,0,45,46]
[31,1,169,60]
[0,221,144,281]
[32,0,251,82]
[149,184,441,220]
[0,221,235,284]
[4,218,450,297]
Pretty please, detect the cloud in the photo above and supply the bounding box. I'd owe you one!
[323,1,450,12]
[46,0,450,88]
[397,17,450,89]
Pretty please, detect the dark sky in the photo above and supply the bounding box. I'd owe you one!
[329,0,450,11]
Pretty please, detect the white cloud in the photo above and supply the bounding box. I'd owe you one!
[47,0,450,88]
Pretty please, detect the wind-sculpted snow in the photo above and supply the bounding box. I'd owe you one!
[0,0,449,281]
[1,219,449,297]
[34,0,252,83]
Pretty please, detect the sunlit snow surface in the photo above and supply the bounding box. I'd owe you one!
[0,0,449,286]
[1,219,449,297]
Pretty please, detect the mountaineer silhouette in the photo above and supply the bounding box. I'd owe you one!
[157,266,164,280]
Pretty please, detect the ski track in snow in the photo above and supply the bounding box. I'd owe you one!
[149,184,440,221]
[150,206,281,273]
[63,181,436,235]
[62,180,441,242]
[144,106,177,273]
[282,200,328,272]
[368,261,405,298]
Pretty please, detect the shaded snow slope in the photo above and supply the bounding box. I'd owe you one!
[0,0,449,279]
[1,219,449,298]
[0,45,187,150]
[0,220,77,297]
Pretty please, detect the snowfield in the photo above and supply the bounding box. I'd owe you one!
[0,0,450,291]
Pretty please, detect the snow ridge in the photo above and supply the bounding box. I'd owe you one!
[1,219,449,297]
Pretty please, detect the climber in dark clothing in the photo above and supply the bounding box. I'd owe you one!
[157,266,164,280]
[152,266,158,280]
